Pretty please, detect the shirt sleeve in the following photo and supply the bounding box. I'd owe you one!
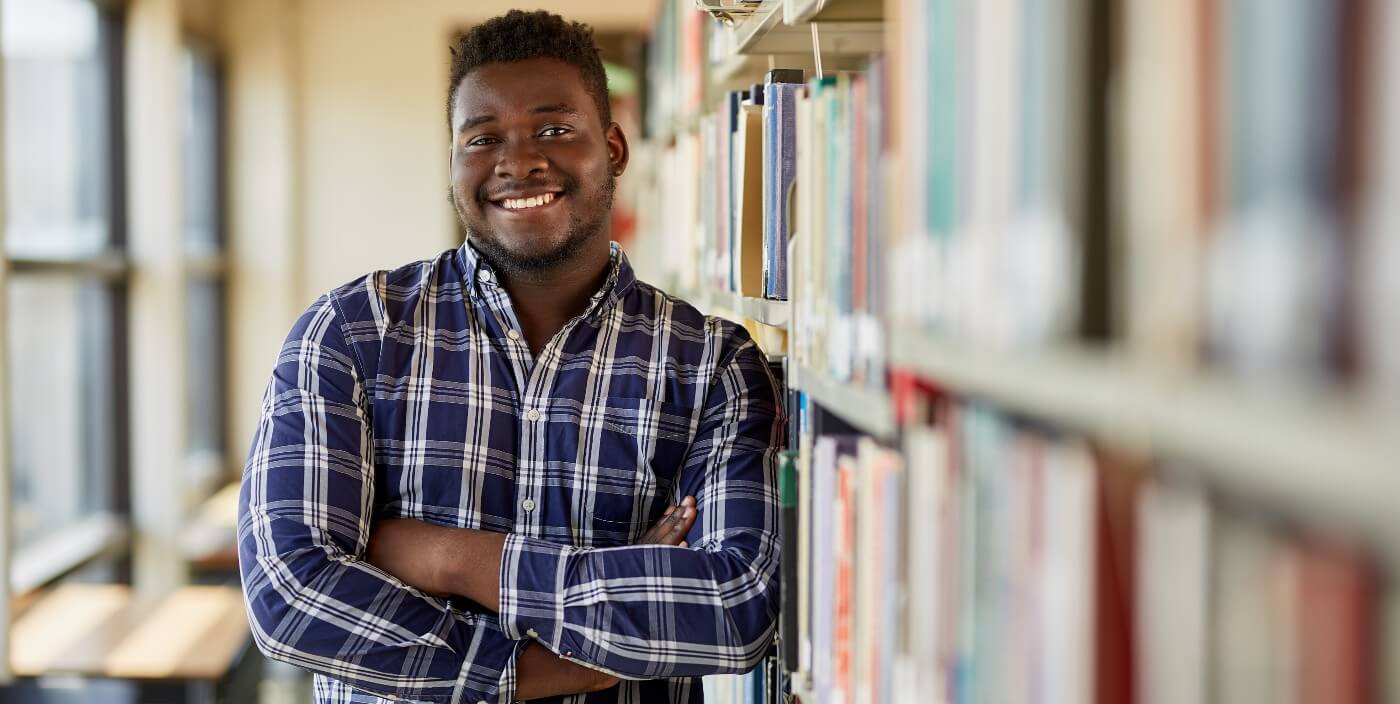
[497,337,785,680]
[238,295,526,704]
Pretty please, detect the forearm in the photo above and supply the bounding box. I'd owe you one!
[240,505,524,702]
[514,641,617,700]
[498,532,780,679]
[369,520,506,611]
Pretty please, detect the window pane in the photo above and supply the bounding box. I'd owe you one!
[2,0,113,258]
[182,45,220,254]
[185,278,223,468]
[7,275,114,548]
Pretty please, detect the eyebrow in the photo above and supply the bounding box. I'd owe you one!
[457,104,582,133]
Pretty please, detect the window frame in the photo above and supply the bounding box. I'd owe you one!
[178,34,229,509]
[1,0,132,598]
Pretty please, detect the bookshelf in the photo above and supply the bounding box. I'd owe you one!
[720,1,882,56]
[680,287,790,329]
[789,364,894,440]
[888,331,1400,562]
[638,0,1400,702]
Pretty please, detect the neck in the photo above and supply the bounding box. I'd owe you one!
[497,236,612,355]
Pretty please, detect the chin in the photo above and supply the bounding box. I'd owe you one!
[471,229,591,274]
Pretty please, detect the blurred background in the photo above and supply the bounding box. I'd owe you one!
[2,0,1399,702]
[0,0,654,701]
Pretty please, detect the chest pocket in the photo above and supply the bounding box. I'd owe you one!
[575,397,697,547]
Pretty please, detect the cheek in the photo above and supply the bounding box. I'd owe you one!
[450,156,490,202]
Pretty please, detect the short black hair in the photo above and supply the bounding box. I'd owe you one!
[448,10,612,129]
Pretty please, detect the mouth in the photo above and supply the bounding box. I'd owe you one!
[488,190,564,214]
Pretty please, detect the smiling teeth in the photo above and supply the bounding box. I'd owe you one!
[501,193,556,210]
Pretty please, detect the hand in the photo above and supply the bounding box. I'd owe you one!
[636,496,697,547]
[515,640,619,700]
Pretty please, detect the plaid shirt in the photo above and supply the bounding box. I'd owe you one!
[238,243,784,704]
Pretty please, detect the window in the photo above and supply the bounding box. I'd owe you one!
[181,43,226,494]
[2,0,127,583]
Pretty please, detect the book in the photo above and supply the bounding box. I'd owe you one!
[1295,541,1378,704]
[733,90,766,297]
[1117,0,1209,371]
[1135,478,1211,704]
[1363,0,1400,406]
[1209,512,1296,704]
[1204,0,1345,384]
[761,69,804,301]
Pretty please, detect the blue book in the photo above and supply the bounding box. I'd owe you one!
[762,70,804,300]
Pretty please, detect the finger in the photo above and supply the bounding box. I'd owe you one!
[679,540,689,548]
[669,505,694,532]
[669,509,696,540]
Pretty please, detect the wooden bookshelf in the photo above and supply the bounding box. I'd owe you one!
[889,329,1400,561]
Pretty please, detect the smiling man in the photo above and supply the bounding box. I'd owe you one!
[238,10,785,704]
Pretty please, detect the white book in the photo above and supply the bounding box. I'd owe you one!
[1364,0,1400,407]
[1210,513,1297,704]
[902,424,949,703]
[797,419,814,676]
[1136,477,1211,704]
[1038,437,1096,704]
[810,435,839,704]
[1118,0,1206,370]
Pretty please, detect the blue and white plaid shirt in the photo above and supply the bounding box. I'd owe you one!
[238,242,784,704]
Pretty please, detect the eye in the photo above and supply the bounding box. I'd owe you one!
[466,135,500,147]
[540,126,572,138]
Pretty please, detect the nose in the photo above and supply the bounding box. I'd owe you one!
[494,136,548,180]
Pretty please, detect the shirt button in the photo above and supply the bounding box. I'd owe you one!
[521,498,536,512]
[506,329,521,341]
[526,628,539,638]
[525,408,541,422]
[477,269,493,283]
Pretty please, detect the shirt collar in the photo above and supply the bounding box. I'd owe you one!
[457,239,636,320]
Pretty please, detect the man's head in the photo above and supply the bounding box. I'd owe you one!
[447,10,628,276]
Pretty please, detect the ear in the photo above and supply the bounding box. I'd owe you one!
[606,122,630,178]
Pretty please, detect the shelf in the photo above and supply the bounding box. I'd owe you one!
[785,0,885,24]
[793,364,895,439]
[888,330,1400,561]
[736,294,789,328]
[678,287,789,329]
[721,0,883,57]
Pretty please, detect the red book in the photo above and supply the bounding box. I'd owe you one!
[1297,541,1378,704]
[1093,449,1146,704]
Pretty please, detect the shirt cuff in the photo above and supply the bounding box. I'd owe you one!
[498,532,573,650]
[449,616,530,704]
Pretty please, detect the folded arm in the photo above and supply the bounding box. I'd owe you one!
[372,341,785,681]
[238,296,528,703]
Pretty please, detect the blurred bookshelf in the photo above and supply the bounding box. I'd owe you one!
[639,0,1400,702]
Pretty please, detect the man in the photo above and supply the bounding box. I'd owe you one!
[238,10,785,704]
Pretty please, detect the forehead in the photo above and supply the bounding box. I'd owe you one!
[451,57,599,129]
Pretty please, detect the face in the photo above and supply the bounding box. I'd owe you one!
[449,57,629,274]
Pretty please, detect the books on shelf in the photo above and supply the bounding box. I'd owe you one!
[1117,0,1400,394]
[811,379,1390,704]
[789,64,887,388]
[887,0,1085,350]
[637,2,1400,703]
